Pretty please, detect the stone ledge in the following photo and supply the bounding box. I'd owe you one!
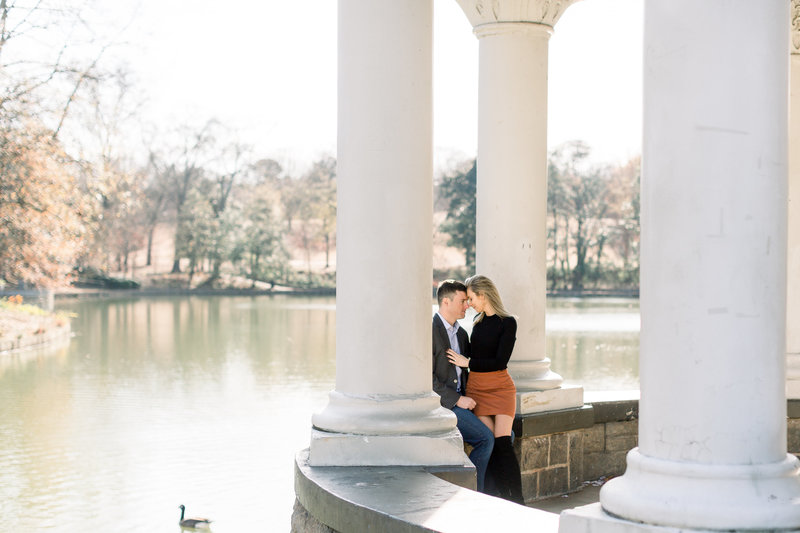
[583,391,640,424]
[519,385,585,415]
[514,405,595,438]
[590,400,638,424]
[294,449,560,533]
[789,399,800,419]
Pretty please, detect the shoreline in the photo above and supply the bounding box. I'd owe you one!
[1,286,637,353]
[0,306,72,354]
[46,286,637,302]
[52,285,337,300]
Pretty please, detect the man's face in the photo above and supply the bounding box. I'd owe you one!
[443,290,469,322]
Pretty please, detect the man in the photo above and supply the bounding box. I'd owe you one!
[432,279,494,493]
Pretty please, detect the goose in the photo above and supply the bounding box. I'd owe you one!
[178,505,212,529]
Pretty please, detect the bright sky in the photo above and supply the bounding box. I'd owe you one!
[108,0,643,175]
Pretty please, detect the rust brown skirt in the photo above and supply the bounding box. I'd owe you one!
[466,369,517,417]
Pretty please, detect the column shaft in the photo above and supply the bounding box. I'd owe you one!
[472,19,582,413]
[599,1,800,528]
[309,0,464,467]
[475,22,551,382]
[788,9,800,397]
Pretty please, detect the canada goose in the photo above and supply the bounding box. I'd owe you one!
[178,505,212,529]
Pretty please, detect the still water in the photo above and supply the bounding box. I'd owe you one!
[0,295,638,532]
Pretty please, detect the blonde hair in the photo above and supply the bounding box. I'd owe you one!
[465,275,512,323]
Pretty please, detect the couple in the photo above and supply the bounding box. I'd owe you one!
[432,275,524,504]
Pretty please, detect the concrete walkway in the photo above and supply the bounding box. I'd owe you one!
[529,483,603,515]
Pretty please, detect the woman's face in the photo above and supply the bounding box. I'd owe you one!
[467,288,485,313]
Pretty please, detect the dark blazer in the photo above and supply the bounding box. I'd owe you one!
[432,313,471,409]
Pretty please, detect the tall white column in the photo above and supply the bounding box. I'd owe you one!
[787,1,800,399]
[596,1,800,529]
[309,0,465,467]
[456,0,583,414]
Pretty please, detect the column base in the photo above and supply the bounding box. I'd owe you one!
[597,448,800,530]
[560,503,703,533]
[518,384,584,415]
[510,358,565,391]
[561,502,800,533]
[312,390,457,435]
[309,390,468,466]
[308,427,470,466]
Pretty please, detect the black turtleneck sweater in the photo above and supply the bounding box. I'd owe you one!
[468,314,517,372]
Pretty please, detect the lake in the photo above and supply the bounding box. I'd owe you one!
[0,295,638,532]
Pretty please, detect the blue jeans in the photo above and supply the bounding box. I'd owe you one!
[452,406,494,492]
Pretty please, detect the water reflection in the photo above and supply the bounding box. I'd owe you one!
[0,295,638,532]
[1,295,336,533]
[546,298,640,391]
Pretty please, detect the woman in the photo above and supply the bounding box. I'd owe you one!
[447,274,524,504]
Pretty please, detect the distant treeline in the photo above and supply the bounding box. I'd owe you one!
[0,2,640,291]
[437,141,640,291]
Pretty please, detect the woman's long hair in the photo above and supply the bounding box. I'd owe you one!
[465,275,512,323]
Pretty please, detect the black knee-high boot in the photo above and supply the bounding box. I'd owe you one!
[492,436,525,504]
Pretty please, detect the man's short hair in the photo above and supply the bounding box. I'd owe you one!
[437,279,467,305]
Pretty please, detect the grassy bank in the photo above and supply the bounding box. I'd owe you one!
[0,296,72,353]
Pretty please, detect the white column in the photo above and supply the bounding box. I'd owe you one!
[456,0,583,414]
[594,1,800,529]
[309,0,465,467]
[787,0,800,399]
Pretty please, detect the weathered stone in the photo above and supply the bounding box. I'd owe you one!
[568,432,584,490]
[521,470,539,500]
[788,418,800,454]
[519,436,550,471]
[606,420,637,437]
[515,405,594,438]
[788,399,800,419]
[591,399,639,423]
[538,466,570,498]
[550,433,568,465]
[582,424,605,453]
[584,451,628,480]
[606,434,637,452]
[291,499,338,533]
[518,385,585,415]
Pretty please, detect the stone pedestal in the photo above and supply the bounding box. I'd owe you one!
[309,0,465,467]
[456,0,583,415]
[566,1,800,531]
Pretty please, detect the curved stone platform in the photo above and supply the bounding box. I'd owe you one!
[293,449,559,533]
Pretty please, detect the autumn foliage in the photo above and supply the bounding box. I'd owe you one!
[0,122,88,288]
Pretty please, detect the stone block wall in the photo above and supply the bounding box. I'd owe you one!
[513,397,639,503]
[581,419,637,481]
[512,405,593,502]
[518,430,584,501]
[787,400,800,459]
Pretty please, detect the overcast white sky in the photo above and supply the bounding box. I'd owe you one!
[108,0,643,174]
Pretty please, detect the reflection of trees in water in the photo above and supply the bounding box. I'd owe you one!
[57,295,637,391]
[547,332,639,391]
[57,295,337,386]
[4,294,336,532]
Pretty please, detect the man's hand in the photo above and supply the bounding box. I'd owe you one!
[456,395,476,410]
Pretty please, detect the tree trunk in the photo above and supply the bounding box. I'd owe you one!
[560,213,570,289]
[550,209,559,291]
[572,219,587,291]
[146,226,155,266]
